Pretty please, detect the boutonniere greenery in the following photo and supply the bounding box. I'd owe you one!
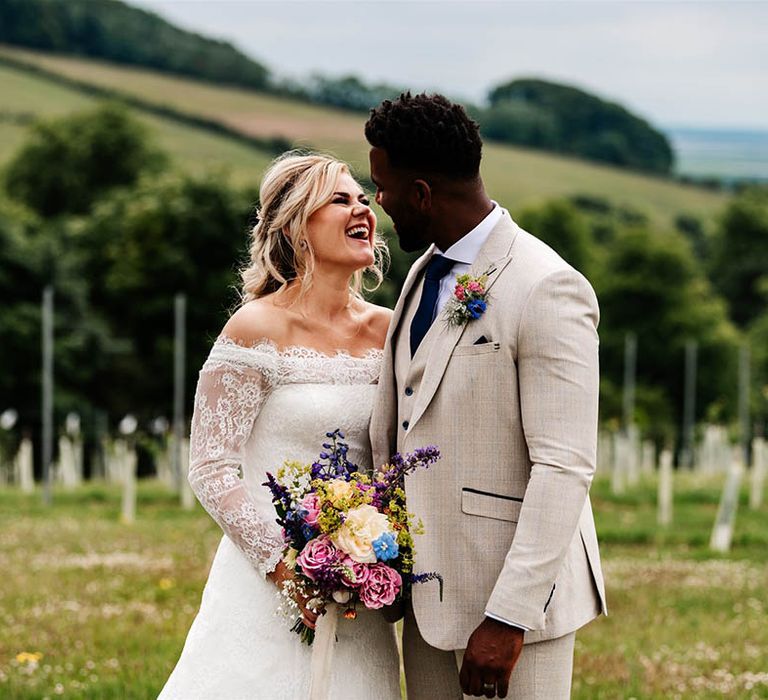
[444,268,495,327]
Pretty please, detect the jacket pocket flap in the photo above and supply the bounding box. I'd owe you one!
[461,488,522,522]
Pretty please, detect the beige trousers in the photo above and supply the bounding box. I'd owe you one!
[402,607,575,700]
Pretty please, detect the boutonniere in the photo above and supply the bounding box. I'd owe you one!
[444,268,495,327]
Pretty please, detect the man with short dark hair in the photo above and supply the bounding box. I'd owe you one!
[367,93,607,699]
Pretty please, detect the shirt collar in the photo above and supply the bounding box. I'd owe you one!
[437,202,502,265]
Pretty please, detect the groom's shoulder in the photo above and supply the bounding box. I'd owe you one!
[508,219,581,286]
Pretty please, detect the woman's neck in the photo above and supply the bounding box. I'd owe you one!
[279,271,356,322]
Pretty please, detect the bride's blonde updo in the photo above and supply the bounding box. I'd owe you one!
[240,151,388,304]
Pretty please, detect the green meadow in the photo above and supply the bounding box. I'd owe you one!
[0,45,728,229]
[1,475,766,699]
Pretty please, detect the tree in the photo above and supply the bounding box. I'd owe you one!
[74,173,253,422]
[596,226,740,438]
[486,78,674,174]
[5,103,166,218]
[710,186,768,327]
[0,196,113,437]
[516,201,597,279]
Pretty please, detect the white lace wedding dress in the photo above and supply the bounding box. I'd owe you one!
[159,337,401,700]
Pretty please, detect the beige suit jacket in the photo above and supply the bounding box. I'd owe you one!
[370,210,607,651]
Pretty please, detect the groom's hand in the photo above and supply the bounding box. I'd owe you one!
[460,617,524,698]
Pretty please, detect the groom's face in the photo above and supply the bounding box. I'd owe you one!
[369,147,431,253]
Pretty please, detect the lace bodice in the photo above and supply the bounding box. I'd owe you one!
[188,336,383,578]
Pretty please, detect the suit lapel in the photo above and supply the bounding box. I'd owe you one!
[407,212,519,432]
[370,245,434,464]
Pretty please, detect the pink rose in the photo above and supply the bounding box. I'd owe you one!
[468,281,484,294]
[359,563,402,609]
[300,494,320,526]
[340,555,371,589]
[454,285,466,301]
[296,535,338,581]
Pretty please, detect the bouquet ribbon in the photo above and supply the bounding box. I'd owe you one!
[308,602,338,700]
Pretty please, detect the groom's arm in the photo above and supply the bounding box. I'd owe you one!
[461,268,599,695]
[484,267,599,628]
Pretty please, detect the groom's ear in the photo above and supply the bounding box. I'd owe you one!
[411,179,432,212]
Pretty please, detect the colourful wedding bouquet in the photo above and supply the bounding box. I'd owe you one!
[264,429,441,644]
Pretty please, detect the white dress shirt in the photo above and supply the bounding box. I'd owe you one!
[431,203,503,321]
[432,203,530,633]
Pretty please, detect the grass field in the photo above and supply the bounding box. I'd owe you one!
[0,45,729,230]
[1,474,766,699]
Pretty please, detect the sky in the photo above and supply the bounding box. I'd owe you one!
[127,0,768,131]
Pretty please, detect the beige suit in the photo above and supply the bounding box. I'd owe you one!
[370,210,606,696]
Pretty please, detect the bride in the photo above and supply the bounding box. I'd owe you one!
[159,153,401,699]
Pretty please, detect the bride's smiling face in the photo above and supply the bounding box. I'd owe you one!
[305,172,377,272]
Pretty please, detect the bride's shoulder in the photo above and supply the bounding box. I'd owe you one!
[220,298,288,348]
[358,301,393,342]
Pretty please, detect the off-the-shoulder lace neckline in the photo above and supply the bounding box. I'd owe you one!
[215,334,384,361]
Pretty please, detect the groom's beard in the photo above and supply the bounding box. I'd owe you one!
[393,215,431,253]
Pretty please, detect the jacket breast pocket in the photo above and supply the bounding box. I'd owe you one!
[461,487,523,523]
[451,342,500,358]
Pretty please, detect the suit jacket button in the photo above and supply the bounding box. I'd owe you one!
[405,387,413,396]
[402,420,409,430]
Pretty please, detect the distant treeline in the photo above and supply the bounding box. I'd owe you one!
[0,0,672,175]
[0,0,270,89]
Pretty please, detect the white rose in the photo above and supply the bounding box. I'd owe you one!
[331,504,389,563]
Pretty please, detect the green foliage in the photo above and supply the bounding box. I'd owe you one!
[484,78,674,174]
[595,226,741,436]
[5,103,166,217]
[710,186,768,327]
[0,195,115,433]
[0,0,270,90]
[517,200,597,278]
[74,171,253,421]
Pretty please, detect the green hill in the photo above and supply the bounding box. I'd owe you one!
[0,44,728,231]
[0,0,270,90]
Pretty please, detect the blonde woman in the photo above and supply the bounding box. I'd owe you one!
[159,153,401,699]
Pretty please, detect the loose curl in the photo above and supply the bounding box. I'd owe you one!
[240,151,388,305]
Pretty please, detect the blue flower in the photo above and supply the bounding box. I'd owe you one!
[372,532,399,562]
[466,299,487,319]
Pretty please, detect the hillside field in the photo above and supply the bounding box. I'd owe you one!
[0,45,729,231]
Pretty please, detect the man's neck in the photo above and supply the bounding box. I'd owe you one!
[427,180,494,251]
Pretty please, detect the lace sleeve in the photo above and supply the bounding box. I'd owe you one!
[188,342,284,578]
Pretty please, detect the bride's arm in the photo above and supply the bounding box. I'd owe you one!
[188,341,284,579]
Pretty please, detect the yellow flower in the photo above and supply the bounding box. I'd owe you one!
[327,479,355,506]
[16,652,43,664]
[283,547,299,569]
[158,578,174,590]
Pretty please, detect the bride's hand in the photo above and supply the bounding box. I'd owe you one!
[267,560,323,629]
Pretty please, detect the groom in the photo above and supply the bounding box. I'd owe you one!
[367,93,607,699]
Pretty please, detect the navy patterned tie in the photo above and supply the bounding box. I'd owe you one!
[410,254,457,357]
